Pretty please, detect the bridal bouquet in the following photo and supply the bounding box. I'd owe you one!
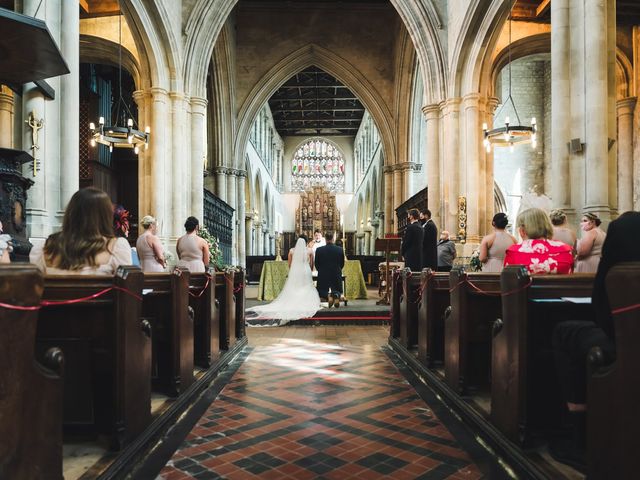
[469,250,482,272]
[198,226,224,268]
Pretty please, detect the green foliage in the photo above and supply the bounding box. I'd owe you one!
[469,250,483,272]
[197,226,224,269]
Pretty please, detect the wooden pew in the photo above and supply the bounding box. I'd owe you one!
[190,268,220,368]
[0,265,64,479]
[36,266,151,450]
[390,269,403,339]
[417,270,450,368]
[142,268,194,396]
[399,268,423,349]
[216,271,236,350]
[445,268,501,396]
[492,266,594,445]
[234,269,246,341]
[588,262,640,480]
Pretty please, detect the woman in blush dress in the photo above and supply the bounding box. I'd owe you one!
[550,209,577,254]
[30,187,132,275]
[574,213,606,273]
[479,213,517,272]
[136,215,166,272]
[504,208,573,274]
[176,216,210,273]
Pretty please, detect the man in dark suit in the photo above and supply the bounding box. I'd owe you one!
[401,209,423,271]
[315,232,345,308]
[420,209,438,270]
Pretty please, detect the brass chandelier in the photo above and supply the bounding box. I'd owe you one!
[483,1,537,153]
[89,6,149,154]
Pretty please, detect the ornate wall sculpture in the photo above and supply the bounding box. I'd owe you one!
[295,186,341,239]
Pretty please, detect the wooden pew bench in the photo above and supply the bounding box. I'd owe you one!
[0,265,64,479]
[215,271,236,351]
[398,268,423,349]
[492,266,594,446]
[445,269,501,398]
[588,262,640,480]
[190,268,219,369]
[390,269,403,339]
[234,269,246,341]
[142,268,194,396]
[417,270,450,368]
[36,266,151,450]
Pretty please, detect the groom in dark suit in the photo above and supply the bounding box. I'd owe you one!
[315,232,345,308]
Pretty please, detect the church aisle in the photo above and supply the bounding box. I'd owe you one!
[156,327,507,479]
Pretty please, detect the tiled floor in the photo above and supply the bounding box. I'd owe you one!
[158,327,499,479]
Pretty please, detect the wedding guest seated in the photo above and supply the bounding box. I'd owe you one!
[575,212,606,273]
[504,208,573,274]
[0,221,11,264]
[479,212,516,272]
[30,187,132,274]
[436,230,456,272]
[113,204,140,266]
[550,209,577,253]
[176,216,210,273]
[136,215,166,272]
[551,211,640,470]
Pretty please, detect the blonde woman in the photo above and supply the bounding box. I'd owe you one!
[550,209,577,253]
[136,215,166,272]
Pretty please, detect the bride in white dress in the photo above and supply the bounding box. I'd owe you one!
[246,237,321,326]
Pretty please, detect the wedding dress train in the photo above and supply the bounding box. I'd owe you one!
[246,238,321,326]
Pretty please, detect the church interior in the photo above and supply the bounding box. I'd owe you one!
[1,0,640,478]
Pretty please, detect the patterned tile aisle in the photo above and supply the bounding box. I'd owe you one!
[159,339,498,479]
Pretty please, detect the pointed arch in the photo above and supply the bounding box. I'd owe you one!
[234,44,396,173]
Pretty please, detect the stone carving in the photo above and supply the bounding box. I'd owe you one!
[25,111,44,176]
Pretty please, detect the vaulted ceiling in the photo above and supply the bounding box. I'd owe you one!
[268,66,365,137]
[513,0,640,25]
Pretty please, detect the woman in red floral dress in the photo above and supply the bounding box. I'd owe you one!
[504,208,573,274]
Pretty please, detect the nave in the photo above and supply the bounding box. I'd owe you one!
[143,326,505,480]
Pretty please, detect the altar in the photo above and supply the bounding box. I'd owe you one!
[257,259,368,301]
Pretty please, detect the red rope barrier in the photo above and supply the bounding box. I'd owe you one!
[0,285,142,311]
[449,277,534,297]
[188,274,212,298]
[612,303,640,315]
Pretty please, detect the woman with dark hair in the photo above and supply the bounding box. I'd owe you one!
[479,212,516,272]
[30,187,132,274]
[176,216,209,273]
[575,212,606,273]
[504,208,573,274]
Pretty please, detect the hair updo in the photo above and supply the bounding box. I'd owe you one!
[492,212,509,229]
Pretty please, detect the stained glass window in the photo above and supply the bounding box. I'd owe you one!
[291,138,345,192]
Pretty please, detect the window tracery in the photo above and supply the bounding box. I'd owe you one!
[291,138,345,192]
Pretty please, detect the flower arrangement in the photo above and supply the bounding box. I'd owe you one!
[197,225,224,269]
[469,250,482,272]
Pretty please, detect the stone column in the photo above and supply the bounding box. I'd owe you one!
[149,87,169,239]
[190,97,207,220]
[551,0,572,215]
[245,216,253,256]
[170,92,187,237]
[484,97,499,233]
[59,0,79,208]
[584,0,610,219]
[133,90,151,217]
[423,104,441,228]
[383,166,394,232]
[442,98,461,236]
[393,166,403,213]
[462,93,481,244]
[214,167,227,201]
[226,170,237,264]
[269,234,275,256]
[607,0,617,216]
[364,229,371,255]
[237,171,247,266]
[255,222,263,255]
[370,219,380,253]
[0,87,13,147]
[263,228,270,255]
[617,97,636,213]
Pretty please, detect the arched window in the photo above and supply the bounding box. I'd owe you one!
[291,138,345,192]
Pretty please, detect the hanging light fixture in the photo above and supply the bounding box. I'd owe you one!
[89,5,149,154]
[483,0,537,153]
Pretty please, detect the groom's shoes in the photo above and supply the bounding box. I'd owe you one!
[333,296,340,308]
[327,294,334,308]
